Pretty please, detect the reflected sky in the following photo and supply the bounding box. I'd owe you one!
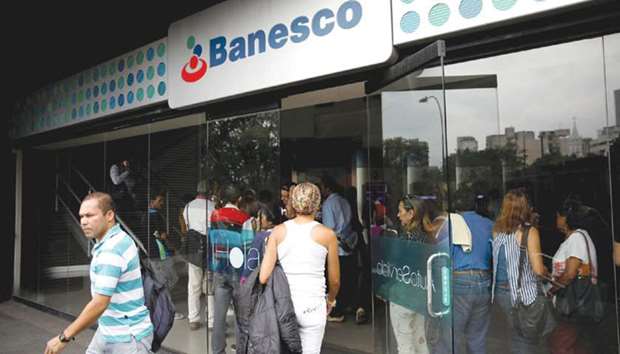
[382,34,620,167]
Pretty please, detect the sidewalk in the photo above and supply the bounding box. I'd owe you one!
[0,299,362,354]
[0,300,94,354]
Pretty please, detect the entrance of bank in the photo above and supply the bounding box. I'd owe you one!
[202,41,453,353]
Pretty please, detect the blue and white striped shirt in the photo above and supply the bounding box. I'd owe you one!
[492,231,538,306]
[90,224,153,343]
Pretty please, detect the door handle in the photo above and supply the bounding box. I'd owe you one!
[427,252,450,317]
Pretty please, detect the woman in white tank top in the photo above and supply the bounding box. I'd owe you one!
[260,182,341,354]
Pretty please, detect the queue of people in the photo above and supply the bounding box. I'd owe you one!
[384,187,605,354]
[173,179,362,354]
[105,156,610,354]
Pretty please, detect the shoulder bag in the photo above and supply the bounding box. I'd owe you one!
[512,226,557,340]
[554,230,605,323]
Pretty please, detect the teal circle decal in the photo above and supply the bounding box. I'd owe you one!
[127,55,135,68]
[157,43,166,58]
[187,36,196,50]
[460,0,482,19]
[401,11,421,33]
[137,51,144,65]
[429,3,450,26]
[147,85,155,99]
[137,88,144,102]
[493,0,516,11]
[158,81,166,96]
[147,66,155,80]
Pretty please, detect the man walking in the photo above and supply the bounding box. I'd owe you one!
[45,192,153,354]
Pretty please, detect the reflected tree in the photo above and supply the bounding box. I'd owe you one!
[205,111,280,192]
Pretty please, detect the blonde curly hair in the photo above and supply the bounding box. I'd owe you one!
[290,182,321,215]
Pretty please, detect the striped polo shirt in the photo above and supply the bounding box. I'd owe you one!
[90,223,153,343]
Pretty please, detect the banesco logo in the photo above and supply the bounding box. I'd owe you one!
[181,0,363,84]
[181,37,208,83]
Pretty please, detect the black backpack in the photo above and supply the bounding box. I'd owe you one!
[124,223,175,352]
[140,257,176,352]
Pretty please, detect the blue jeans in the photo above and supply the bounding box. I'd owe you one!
[212,272,241,354]
[433,272,491,354]
[86,329,153,354]
[494,284,539,354]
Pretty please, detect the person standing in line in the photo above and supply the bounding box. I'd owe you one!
[319,175,358,322]
[209,184,252,354]
[434,194,494,354]
[491,189,547,354]
[259,182,340,354]
[548,199,599,353]
[389,195,431,354]
[45,192,152,354]
[183,180,216,330]
[278,183,296,223]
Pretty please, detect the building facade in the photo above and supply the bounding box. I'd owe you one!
[9,1,620,353]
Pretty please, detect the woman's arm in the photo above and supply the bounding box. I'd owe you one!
[259,225,284,284]
[549,256,582,294]
[614,241,620,267]
[326,229,340,305]
[527,227,548,277]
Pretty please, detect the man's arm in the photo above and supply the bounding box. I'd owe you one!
[44,294,111,354]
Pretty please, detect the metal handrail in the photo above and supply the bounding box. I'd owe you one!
[71,166,97,193]
[58,174,82,205]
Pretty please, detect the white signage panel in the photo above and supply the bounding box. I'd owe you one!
[168,0,393,109]
[393,0,593,46]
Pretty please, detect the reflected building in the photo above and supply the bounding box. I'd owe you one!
[457,136,478,152]
[486,127,541,165]
[590,125,620,155]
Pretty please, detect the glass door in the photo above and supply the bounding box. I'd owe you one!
[365,41,455,354]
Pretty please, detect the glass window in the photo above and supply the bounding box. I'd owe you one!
[444,36,619,353]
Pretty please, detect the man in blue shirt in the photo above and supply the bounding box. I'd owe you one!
[433,194,493,354]
[45,192,152,354]
[319,175,359,322]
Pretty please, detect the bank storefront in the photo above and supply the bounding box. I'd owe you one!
[11,0,620,353]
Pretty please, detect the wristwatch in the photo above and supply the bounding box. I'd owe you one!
[58,332,75,343]
[327,298,337,308]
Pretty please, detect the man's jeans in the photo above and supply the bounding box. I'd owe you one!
[212,272,241,354]
[86,329,153,354]
[432,271,491,354]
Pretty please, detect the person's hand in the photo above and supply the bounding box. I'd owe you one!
[122,160,129,168]
[44,336,67,354]
[326,298,336,316]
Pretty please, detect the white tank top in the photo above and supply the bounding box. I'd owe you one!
[278,220,328,299]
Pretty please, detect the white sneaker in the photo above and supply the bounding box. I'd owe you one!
[174,312,185,320]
